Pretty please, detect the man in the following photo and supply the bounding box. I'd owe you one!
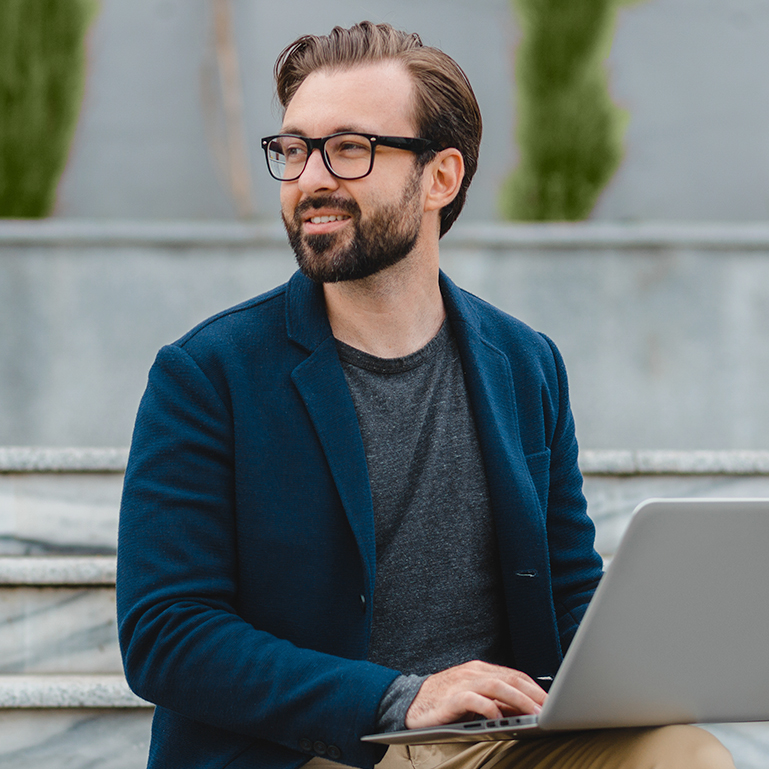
[117,21,734,769]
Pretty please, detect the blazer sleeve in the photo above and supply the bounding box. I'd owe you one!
[116,343,397,768]
[540,335,603,654]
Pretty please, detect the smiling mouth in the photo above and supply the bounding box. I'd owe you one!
[307,214,350,224]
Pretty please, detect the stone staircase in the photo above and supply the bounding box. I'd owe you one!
[0,448,151,768]
[1,447,769,768]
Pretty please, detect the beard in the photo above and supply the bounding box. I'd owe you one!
[282,169,423,284]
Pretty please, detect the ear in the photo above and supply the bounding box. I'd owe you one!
[423,148,464,213]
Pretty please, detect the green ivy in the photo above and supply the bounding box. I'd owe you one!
[0,0,98,217]
[501,0,633,221]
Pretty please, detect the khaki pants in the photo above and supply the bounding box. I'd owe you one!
[306,726,734,769]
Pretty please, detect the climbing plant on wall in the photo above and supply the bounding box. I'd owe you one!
[501,0,635,221]
[0,0,98,217]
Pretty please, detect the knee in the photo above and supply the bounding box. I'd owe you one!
[641,725,735,769]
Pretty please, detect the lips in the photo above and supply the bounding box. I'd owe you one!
[302,211,351,235]
[296,196,359,223]
[307,214,349,224]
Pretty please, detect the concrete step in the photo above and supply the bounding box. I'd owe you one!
[0,675,151,769]
[0,674,147,708]
[0,448,125,555]
[0,555,152,768]
[0,557,119,674]
[0,708,153,769]
[4,446,769,557]
[580,449,769,559]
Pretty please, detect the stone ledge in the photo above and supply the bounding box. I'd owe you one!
[0,219,287,247]
[4,220,769,250]
[0,557,116,585]
[0,447,128,473]
[445,221,769,250]
[0,675,151,708]
[579,450,769,476]
[3,447,769,477]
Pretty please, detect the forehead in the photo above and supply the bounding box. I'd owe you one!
[281,61,416,137]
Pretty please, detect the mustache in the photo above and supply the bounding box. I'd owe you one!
[294,196,361,220]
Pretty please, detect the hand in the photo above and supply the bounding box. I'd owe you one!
[404,660,547,729]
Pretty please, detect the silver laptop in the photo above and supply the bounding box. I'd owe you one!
[363,498,769,745]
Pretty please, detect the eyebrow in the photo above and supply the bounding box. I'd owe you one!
[278,125,376,137]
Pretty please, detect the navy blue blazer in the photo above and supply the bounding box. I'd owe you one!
[117,270,602,769]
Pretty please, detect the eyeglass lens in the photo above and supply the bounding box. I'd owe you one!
[266,134,374,181]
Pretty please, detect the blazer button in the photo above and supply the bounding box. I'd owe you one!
[299,738,313,752]
[360,594,366,612]
[313,740,327,755]
[327,745,342,760]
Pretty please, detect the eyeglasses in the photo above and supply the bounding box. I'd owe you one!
[260,132,439,182]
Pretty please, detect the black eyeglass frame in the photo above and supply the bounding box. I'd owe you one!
[260,132,440,182]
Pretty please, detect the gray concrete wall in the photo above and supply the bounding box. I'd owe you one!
[594,0,769,221]
[55,0,516,223]
[2,221,768,450]
[52,0,769,222]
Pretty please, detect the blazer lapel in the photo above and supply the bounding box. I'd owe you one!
[452,326,547,551]
[286,273,377,599]
[442,273,563,670]
[441,274,544,539]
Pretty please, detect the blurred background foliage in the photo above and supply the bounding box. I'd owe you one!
[502,0,636,221]
[0,0,98,218]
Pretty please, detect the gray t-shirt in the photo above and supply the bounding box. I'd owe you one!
[337,320,511,727]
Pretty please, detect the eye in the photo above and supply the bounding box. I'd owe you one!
[328,135,371,157]
[283,141,307,160]
[340,141,368,153]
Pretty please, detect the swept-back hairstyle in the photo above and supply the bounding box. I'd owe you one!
[274,21,482,237]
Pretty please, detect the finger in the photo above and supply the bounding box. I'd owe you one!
[430,690,505,726]
[511,676,548,706]
[472,678,543,715]
[491,669,548,706]
[454,690,506,721]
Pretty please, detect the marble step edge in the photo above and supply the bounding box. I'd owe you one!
[0,556,116,585]
[579,450,769,476]
[3,447,769,476]
[0,447,128,473]
[0,674,151,708]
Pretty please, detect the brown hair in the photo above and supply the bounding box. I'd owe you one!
[274,21,482,237]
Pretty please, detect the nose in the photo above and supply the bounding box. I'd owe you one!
[296,148,339,195]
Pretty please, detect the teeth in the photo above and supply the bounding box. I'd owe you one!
[309,215,347,224]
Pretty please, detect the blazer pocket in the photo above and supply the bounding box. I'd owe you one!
[524,448,551,515]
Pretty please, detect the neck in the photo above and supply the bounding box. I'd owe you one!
[322,248,445,358]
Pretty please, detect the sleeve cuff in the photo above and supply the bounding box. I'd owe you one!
[374,673,429,732]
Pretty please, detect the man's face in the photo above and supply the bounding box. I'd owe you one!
[279,62,428,283]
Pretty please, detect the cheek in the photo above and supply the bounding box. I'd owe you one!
[280,184,299,216]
